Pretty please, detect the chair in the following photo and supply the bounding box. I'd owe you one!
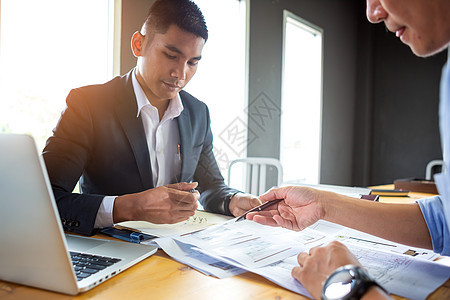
[425,160,445,180]
[227,157,283,195]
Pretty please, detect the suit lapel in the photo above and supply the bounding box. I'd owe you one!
[114,71,154,189]
[178,106,193,182]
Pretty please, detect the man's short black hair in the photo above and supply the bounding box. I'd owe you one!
[143,0,208,41]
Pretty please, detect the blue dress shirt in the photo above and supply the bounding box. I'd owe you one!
[418,61,450,255]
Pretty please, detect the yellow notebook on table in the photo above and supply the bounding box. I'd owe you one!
[114,211,232,237]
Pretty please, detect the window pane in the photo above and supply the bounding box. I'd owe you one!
[184,0,247,177]
[280,12,323,184]
[0,0,112,151]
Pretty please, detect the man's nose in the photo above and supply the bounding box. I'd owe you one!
[366,0,387,24]
[170,63,187,80]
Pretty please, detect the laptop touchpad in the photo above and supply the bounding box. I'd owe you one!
[65,234,108,252]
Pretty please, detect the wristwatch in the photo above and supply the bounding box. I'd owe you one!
[321,265,388,300]
[224,191,243,215]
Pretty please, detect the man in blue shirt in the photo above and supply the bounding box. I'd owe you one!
[248,0,450,299]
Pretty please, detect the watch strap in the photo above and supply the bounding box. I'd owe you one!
[354,271,387,300]
[322,265,388,300]
[224,191,243,215]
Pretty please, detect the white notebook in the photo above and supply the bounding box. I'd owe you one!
[115,210,232,237]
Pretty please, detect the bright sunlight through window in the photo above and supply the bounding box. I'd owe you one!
[0,0,247,178]
[280,11,323,185]
[0,0,113,151]
[184,0,247,175]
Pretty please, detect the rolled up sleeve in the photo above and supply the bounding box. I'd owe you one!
[418,196,450,256]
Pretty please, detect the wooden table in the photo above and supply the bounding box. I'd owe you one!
[1,187,449,299]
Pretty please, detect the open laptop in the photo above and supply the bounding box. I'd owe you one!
[0,134,157,295]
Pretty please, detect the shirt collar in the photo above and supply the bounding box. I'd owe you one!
[131,69,183,119]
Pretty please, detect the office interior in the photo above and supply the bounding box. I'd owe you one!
[119,0,447,189]
[2,0,447,189]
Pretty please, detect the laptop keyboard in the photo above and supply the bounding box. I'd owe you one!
[70,252,122,281]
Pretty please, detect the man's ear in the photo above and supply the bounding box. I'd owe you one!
[131,31,144,57]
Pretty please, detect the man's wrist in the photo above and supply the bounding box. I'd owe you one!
[224,191,243,215]
[362,286,391,300]
[113,194,135,223]
[317,190,335,221]
[320,191,351,223]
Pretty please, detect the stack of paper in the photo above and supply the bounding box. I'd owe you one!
[128,184,448,299]
[149,218,449,299]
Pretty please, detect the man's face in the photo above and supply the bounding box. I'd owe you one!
[366,0,450,57]
[133,24,205,104]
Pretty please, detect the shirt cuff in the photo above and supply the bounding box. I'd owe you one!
[94,196,117,228]
[417,195,448,255]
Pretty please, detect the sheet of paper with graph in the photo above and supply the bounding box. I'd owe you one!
[154,218,449,300]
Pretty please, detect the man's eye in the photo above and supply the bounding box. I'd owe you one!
[188,61,199,66]
[164,53,176,59]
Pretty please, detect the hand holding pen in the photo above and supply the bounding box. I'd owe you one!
[113,181,200,225]
[235,199,283,222]
[243,186,325,231]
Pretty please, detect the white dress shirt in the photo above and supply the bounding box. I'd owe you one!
[94,70,183,228]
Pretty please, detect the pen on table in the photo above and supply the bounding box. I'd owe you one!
[113,224,142,233]
[235,198,283,222]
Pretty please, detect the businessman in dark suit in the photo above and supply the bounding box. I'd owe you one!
[43,0,261,236]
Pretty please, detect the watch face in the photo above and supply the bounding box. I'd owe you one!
[323,268,357,299]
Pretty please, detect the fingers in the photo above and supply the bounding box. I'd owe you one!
[259,188,279,202]
[245,201,288,228]
[167,181,198,191]
[246,210,277,219]
[122,186,201,224]
[297,251,309,267]
[248,196,263,208]
[297,242,360,273]
[171,191,199,209]
[249,214,281,227]
[163,183,200,206]
[292,249,329,300]
[272,215,300,231]
[260,187,286,202]
[229,193,263,217]
[291,266,302,282]
[238,196,262,214]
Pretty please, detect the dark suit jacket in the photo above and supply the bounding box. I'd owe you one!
[43,70,238,235]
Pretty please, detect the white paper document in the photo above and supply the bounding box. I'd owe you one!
[174,219,329,268]
[158,217,449,299]
[116,210,232,237]
[190,246,313,298]
[153,237,245,279]
[335,227,440,261]
[346,243,450,300]
[233,243,448,300]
